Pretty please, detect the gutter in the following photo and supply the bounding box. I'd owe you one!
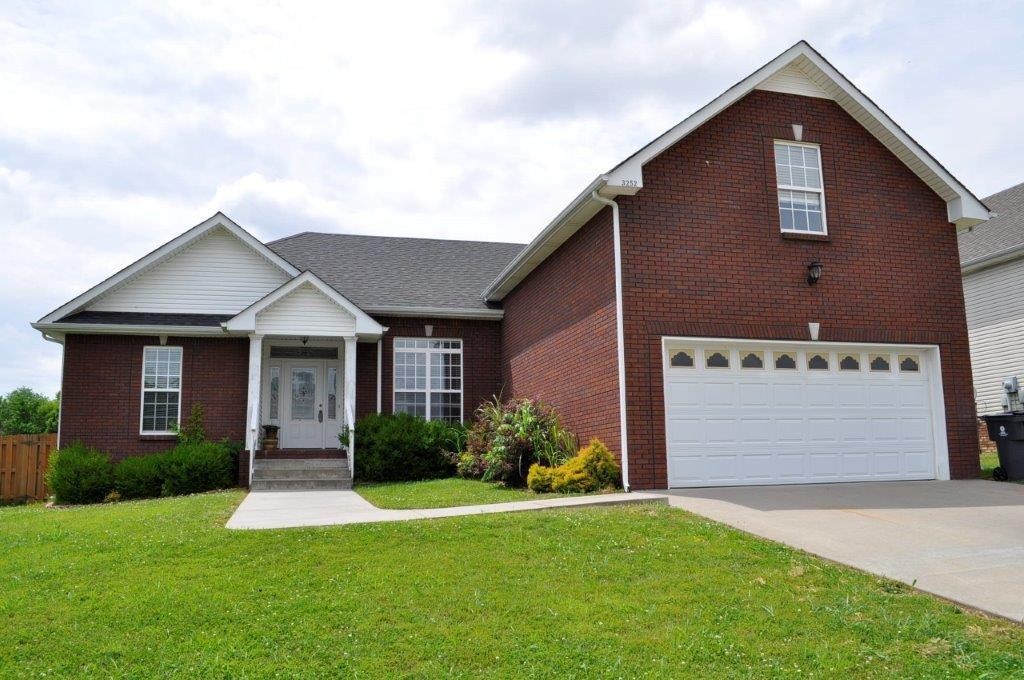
[364,306,504,320]
[590,192,631,492]
[960,240,1024,275]
[32,322,227,336]
[483,175,607,301]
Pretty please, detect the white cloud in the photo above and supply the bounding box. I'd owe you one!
[0,0,1021,396]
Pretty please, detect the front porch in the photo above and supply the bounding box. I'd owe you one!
[222,271,386,485]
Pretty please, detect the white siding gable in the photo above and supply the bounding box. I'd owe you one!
[89,227,291,314]
[963,256,1024,413]
[255,282,356,336]
[756,64,831,99]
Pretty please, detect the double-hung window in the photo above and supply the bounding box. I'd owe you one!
[393,338,463,423]
[140,346,182,434]
[774,141,826,234]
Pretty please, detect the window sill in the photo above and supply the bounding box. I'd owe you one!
[781,232,831,242]
[139,434,177,441]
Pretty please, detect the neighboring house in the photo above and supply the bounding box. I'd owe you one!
[33,41,989,490]
[959,181,1024,431]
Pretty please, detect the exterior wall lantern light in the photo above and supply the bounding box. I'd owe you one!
[807,261,823,285]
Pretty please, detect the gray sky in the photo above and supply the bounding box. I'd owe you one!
[2,1,1022,396]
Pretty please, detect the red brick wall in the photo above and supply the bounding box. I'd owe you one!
[501,209,622,456]
[355,317,504,422]
[60,334,248,462]
[616,88,979,488]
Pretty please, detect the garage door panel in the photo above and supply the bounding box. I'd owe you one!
[663,340,938,488]
[666,381,701,407]
[704,382,736,406]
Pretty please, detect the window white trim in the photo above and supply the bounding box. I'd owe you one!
[774,140,828,235]
[139,345,183,435]
[392,337,464,422]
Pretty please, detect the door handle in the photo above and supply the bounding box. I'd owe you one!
[318,404,323,423]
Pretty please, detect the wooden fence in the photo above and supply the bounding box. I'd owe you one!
[0,434,57,502]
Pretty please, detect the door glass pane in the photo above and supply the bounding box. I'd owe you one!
[291,368,315,420]
[327,367,337,420]
[269,366,280,420]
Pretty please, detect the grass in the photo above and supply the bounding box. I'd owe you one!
[981,450,999,480]
[2,493,1024,677]
[356,477,554,509]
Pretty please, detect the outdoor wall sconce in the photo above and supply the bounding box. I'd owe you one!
[807,261,823,285]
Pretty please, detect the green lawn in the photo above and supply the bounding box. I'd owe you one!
[981,450,999,479]
[356,478,554,508]
[2,492,1023,677]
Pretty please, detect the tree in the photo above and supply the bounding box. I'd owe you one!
[0,388,60,435]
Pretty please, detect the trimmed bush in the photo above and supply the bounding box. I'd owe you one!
[114,454,166,499]
[527,439,620,494]
[160,442,235,496]
[353,413,462,482]
[46,443,114,504]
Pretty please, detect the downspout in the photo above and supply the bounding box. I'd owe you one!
[376,338,383,413]
[591,192,631,491]
[39,331,65,448]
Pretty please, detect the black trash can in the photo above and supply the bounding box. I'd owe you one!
[981,413,1024,481]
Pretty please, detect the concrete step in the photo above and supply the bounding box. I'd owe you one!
[253,458,350,471]
[252,467,350,481]
[251,478,353,491]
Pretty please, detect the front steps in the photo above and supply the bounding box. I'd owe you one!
[250,457,352,491]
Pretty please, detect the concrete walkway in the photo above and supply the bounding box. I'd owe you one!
[662,480,1024,622]
[226,489,667,530]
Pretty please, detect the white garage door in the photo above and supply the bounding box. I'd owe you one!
[662,340,943,488]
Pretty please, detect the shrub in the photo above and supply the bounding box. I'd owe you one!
[114,454,167,499]
[46,443,114,504]
[175,403,206,445]
[461,397,577,486]
[353,413,462,482]
[527,439,620,494]
[160,441,235,496]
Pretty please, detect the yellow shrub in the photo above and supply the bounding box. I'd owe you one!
[527,438,621,494]
[526,463,555,492]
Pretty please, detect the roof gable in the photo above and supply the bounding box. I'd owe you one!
[484,41,990,302]
[37,213,299,324]
[224,271,384,337]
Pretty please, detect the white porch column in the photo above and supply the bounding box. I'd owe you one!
[245,334,263,483]
[344,336,357,475]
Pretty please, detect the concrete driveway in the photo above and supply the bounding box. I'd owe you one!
[662,480,1024,622]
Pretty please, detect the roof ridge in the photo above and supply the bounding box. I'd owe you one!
[270,231,526,247]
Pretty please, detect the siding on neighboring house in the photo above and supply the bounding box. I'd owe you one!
[501,208,622,458]
[88,227,290,314]
[962,256,1024,414]
[615,88,978,488]
[255,283,357,336]
[60,334,249,460]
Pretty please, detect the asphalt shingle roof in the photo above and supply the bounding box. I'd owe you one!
[267,233,525,312]
[959,181,1024,265]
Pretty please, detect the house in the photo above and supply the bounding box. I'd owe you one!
[959,181,1024,444]
[33,41,989,490]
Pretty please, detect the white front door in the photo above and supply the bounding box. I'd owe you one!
[662,340,943,488]
[279,360,344,449]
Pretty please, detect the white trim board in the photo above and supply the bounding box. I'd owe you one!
[37,213,299,325]
[484,40,990,302]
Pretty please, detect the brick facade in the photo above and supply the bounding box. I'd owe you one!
[362,316,505,421]
[61,318,502,468]
[614,89,979,487]
[501,209,622,456]
[60,334,248,461]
